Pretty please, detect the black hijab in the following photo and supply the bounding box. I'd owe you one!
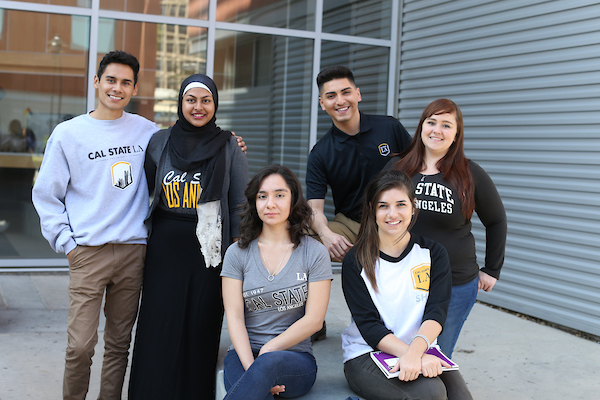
[168,74,230,203]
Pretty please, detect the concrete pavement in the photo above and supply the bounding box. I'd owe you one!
[1,273,599,399]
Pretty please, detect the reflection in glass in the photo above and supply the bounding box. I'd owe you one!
[213,30,313,178]
[318,41,389,138]
[0,10,90,259]
[100,0,209,19]
[9,0,91,7]
[97,19,207,128]
[217,0,315,30]
[0,10,89,152]
[323,0,391,40]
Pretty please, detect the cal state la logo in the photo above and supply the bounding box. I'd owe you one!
[411,264,430,292]
[378,143,390,156]
[111,161,133,189]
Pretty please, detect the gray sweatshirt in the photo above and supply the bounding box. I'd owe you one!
[32,112,159,254]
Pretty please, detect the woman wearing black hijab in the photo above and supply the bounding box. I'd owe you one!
[129,74,248,399]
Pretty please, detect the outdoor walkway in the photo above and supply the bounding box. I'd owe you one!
[0,273,598,399]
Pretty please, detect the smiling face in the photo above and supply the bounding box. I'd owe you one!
[375,187,414,240]
[181,87,215,128]
[93,63,138,119]
[256,174,292,229]
[318,77,362,131]
[420,112,458,157]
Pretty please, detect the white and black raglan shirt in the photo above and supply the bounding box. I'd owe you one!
[341,234,452,362]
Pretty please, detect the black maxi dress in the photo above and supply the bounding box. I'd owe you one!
[129,209,224,399]
[128,133,247,399]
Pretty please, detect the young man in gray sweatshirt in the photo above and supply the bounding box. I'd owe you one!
[32,51,159,400]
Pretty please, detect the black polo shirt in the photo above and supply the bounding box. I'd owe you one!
[306,112,411,221]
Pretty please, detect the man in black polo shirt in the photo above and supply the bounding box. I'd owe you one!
[306,66,412,262]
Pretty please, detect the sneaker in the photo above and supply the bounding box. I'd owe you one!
[311,320,327,342]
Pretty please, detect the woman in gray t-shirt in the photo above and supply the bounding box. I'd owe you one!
[221,165,333,400]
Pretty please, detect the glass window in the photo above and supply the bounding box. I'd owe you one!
[0,10,89,259]
[9,0,91,7]
[100,0,209,19]
[322,0,392,40]
[97,19,207,128]
[213,30,313,178]
[317,41,390,139]
[216,0,316,31]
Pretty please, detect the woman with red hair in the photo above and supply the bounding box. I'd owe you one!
[389,99,507,358]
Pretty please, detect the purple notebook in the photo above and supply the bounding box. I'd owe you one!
[370,345,459,379]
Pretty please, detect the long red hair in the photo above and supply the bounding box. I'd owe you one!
[393,99,475,220]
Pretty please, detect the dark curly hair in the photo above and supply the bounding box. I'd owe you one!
[237,165,312,250]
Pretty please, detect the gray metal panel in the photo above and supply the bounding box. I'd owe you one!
[398,0,600,335]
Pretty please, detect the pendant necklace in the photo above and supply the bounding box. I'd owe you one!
[259,242,292,281]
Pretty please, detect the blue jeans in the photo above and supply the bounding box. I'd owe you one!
[223,349,317,400]
[437,275,479,358]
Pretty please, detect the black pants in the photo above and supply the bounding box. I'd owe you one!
[344,352,473,400]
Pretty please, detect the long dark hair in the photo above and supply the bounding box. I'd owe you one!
[393,99,475,220]
[354,170,417,292]
[237,165,312,249]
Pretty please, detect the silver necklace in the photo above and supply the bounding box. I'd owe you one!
[258,242,292,281]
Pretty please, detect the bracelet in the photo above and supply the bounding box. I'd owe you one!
[413,334,431,349]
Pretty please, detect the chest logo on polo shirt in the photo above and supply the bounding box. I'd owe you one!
[378,143,391,156]
[111,161,133,189]
[411,264,430,292]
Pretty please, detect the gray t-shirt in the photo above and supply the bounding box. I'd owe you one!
[221,236,333,354]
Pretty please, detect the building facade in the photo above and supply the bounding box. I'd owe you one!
[0,0,398,267]
[0,0,598,336]
[396,0,600,337]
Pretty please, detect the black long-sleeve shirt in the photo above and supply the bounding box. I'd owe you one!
[412,160,507,285]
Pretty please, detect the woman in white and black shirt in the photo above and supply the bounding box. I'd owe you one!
[342,170,472,400]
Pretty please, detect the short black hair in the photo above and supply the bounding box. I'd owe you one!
[316,65,356,94]
[97,51,140,85]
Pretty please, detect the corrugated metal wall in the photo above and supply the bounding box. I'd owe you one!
[398,0,600,335]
